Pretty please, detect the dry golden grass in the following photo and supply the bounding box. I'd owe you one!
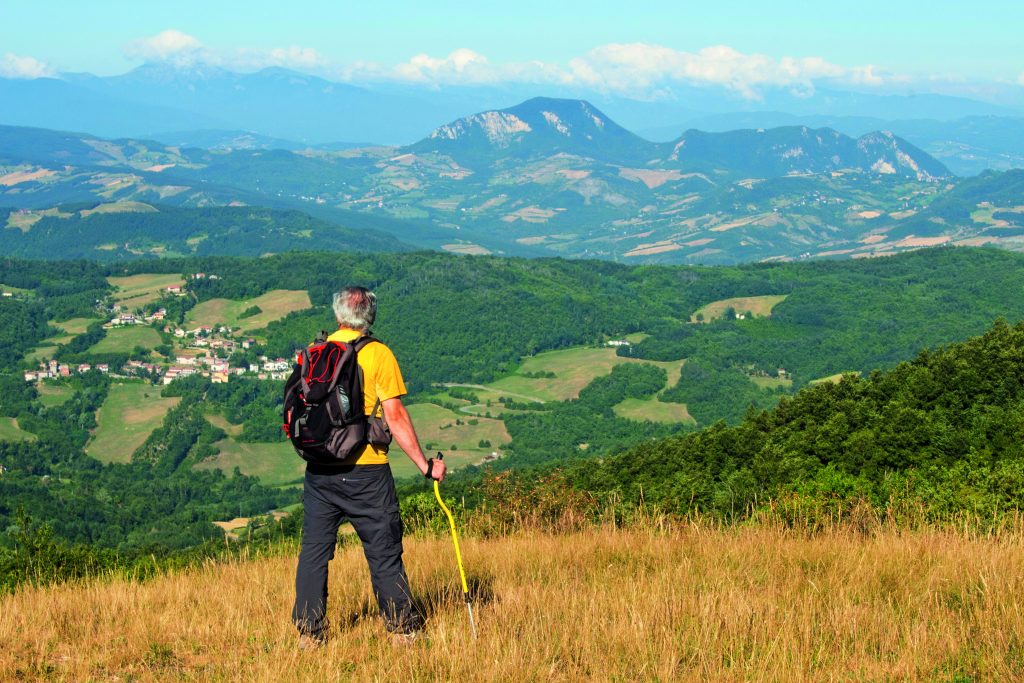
[3,524,1023,681]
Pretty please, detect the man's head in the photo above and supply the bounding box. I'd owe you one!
[332,286,377,331]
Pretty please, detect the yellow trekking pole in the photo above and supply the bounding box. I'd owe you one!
[432,454,477,639]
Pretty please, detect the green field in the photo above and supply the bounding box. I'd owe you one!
[185,290,312,332]
[750,375,794,389]
[692,294,788,323]
[89,326,163,354]
[86,383,180,463]
[0,417,36,442]
[107,273,184,307]
[810,372,858,385]
[488,346,627,402]
[612,397,695,424]
[53,317,99,336]
[194,438,303,488]
[389,403,509,480]
[36,383,74,408]
[24,344,58,363]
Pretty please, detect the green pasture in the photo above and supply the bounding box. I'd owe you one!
[107,273,184,307]
[89,326,163,354]
[86,382,180,463]
[692,294,788,323]
[36,383,74,408]
[195,437,303,488]
[613,397,695,425]
[0,417,36,442]
[185,289,312,332]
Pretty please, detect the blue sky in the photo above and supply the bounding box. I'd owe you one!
[2,0,1022,97]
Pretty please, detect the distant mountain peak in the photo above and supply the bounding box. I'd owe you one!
[430,110,532,146]
[414,97,653,163]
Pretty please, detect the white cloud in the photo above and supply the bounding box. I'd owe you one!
[117,34,895,98]
[563,43,871,98]
[338,43,887,99]
[0,53,56,79]
[124,29,204,65]
[124,30,325,73]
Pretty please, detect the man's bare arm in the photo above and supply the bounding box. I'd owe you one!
[382,397,446,481]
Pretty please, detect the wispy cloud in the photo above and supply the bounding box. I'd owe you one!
[124,29,204,66]
[117,32,894,99]
[0,53,56,79]
[123,30,325,72]
[342,43,888,99]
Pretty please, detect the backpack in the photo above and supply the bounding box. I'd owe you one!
[281,333,386,464]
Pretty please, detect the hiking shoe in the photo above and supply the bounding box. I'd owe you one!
[298,633,326,650]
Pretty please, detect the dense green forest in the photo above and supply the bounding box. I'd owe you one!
[501,319,1024,525]
[5,246,1024,590]
[0,205,407,260]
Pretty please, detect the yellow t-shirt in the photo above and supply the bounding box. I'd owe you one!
[326,328,407,465]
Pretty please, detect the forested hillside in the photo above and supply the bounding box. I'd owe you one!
[507,319,1024,524]
[0,204,408,260]
[5,246,1024,586]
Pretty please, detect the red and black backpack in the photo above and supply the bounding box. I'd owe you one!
[282,333,384,463]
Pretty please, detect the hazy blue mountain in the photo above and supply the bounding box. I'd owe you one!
[0,76,225,138]
[143,129,312,151]
[643,113,1024,176]
[665,126,949,180]
[4,63,1019,148]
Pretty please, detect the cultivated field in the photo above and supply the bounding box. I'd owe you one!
[0,417,36,442]
[489,346,634,402]
[185,290,312,332]
[86,383,180,464]
[692,294,788,322]
[195,438,303,489]
[89,326,163,355]
[750,375,794,390]
[388,403,509,479]
[53,318,99,336]
[613,396,695,424]
[3,524,1023,681]
[107,274,185,307]
[35,383,73,408]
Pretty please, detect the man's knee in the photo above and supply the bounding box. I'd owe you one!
[297,540,337,566]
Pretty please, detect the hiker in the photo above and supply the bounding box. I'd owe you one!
[291,286,446,647]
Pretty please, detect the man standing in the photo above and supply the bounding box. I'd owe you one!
[292,286,446,647]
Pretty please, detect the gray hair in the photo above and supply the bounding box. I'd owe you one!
[332,286,377,331]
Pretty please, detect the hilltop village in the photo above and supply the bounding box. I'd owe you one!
[22,273,294,386]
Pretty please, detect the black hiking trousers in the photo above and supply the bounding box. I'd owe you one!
[292,463,421,638]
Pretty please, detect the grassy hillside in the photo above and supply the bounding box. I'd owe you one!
[0,204,409,260]
[2,525,1021,681]
[86,383,180,464]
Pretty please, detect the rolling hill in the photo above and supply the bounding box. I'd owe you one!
[2,103,1023,264]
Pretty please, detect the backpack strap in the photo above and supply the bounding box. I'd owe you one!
[353,335,388,425]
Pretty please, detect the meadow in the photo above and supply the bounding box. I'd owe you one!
[86,383,180,464]
[107,273,185,307]
[691,294,788,322]
[88,326,163,355]
[0,417,35,442]
[195,438,303,489]
[185,290,312,332]
[2,523,1021,681]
